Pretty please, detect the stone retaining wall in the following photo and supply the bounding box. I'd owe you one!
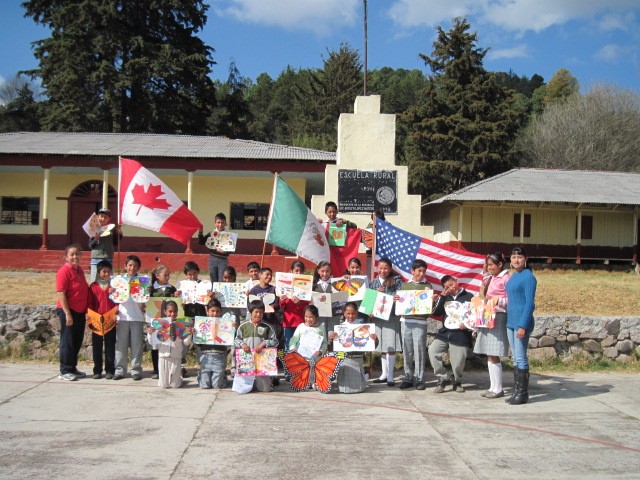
[1,305,639,362]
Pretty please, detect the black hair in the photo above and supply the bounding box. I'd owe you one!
[183,261,200,274]
[290,260,306,272]
[246,261,260,270]
[151,264,169,285]
[126,255,141,268]
[510,247,532,270]
[164,300,179,312]
[376,257,395,289]
[313,261,331,286]
[215,212,227,221]
[304,304,319,319]
[223,265,237,281]
[440,275,456,287]
[324,201,338,212]
[486,252,506,269]
[372,210,386,221]
[411,259,427,271]
[96,259,113,273]
[342,302,359,314]
[258,267,272,276]
[248,299,265,313]
[206,298,222,310]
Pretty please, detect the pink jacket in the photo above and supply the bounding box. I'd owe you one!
[485,269,510,312]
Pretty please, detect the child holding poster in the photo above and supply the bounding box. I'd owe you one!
[370,258,403,387]
[329,302,377,394]
[288,305,327,362]
[87,260,117,379]
[234,300,279,392]
[313,261,337,334]
[176,261,206,377]
[280,260,309,350]
[148,264,177,380]
[148,300,193,389]
[197,298,233,389]
[198,212,231,283]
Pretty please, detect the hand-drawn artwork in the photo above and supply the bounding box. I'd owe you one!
[109,275,150,303]
[332,323,376,352]
[145,297,184,323]
[331,275,367,301]
[82,213,102,238]
[205,231,237,252]
[193,313,236,345]
[275,273,314,301]
[248,294,276,313]
[86,306,118,336]
[327,224,346,247]
[466,296,497,328]
[443,301,474,329]
[148,317,193,345]
[232,374,255,394]
[358,288,393,320]
[210,282,247,309]
[361,228,373,250]
[311,291,348,317]
[395,289,433,316]
[235,348,278,376]
[179,280,199,304]
[194,281,212,305]
[296,330,324,359]
[281,351,344,393]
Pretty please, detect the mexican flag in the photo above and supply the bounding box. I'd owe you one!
[265,176,330,264]
[119,157,202,245]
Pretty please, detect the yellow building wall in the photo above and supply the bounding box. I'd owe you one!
[0,171,303,240]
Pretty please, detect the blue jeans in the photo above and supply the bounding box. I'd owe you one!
[507,328,530,370]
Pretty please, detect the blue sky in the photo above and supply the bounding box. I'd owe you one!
[1,0,639,93]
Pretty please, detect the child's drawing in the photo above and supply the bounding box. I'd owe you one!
[311,291,348,317]
[193,313,236,346]
[296,330,324,359]
[109,276,150,303]
[358,288,393,320]
[443,301,473,329]
[205,231,237,252]
[145,297,184,323]
[275,273,313,301]
[235,348,278,376]
[331,275,367,301]
[467,296,497,328]
[395,289,433,316]
[332,323,376,352]
[248,294,276,313]
[179,280,199,304]
[86,306,118,336]
[212,282,247,308]
[148,317,192,345]
[328,224,346,247]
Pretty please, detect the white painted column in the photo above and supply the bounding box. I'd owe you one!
[519,208,525,244]
[102,169,109,208]
[457,205,463,248]
[39,167,50,250]
[187,171,194,209]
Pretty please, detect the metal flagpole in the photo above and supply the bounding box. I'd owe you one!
[261,173,280,267]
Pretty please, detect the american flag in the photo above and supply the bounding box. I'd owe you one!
[375,219,485,294]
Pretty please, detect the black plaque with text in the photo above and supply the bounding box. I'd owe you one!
[338,169,397,214]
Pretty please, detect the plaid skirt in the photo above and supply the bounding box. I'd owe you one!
[473,312,509,357]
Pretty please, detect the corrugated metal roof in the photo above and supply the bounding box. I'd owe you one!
[0,132,336,161]
[426,168,640,206]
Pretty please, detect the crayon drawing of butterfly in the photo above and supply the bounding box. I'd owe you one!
[331,277,366,298]
[280,351,344,394]
[151,318,192,342]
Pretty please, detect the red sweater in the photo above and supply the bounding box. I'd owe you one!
[87,281,117,314]
[279,297,310,329]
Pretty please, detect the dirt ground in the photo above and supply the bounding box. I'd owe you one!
[1,269,639,316]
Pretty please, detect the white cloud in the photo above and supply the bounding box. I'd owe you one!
[598,12,635,31]
[486,44,528,60]
[386,0,485,29]
[213,0,360,36]
[593,44,633,63]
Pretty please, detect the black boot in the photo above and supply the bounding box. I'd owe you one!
[510,368,530,405]
[505,368,519,404]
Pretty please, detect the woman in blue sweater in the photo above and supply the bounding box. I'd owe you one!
[505,247,536,405]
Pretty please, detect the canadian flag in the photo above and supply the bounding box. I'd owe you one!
[118,158,202,245]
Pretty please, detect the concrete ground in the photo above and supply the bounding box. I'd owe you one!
[0,363,638,480]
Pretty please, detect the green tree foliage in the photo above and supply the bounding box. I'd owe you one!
[400,17,528,200]
[0,74,42,132]
[23,0,216,133]
[368,67,428,114]
[543,68,579,105]
[518,84,640,172]
[494,70,544,98]
[209,61,252,139]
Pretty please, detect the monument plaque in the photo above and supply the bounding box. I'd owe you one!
[338,169,397,214]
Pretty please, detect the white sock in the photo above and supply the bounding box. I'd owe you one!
[487,361,495,392]
[379,355,388,380]
[488,362,503,393]
[387,354,396,382]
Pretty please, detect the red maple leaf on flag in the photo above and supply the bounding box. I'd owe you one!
[131,183,171,215]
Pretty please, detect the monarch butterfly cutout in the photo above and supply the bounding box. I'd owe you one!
[331,277,366,296]
[362,229,374,250]
[151,318,193,342]
[86,306,118,336]
[280,351,344,394]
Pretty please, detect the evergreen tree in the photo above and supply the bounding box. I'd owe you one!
[23,0,216,133]
[400,18,528,200]
[0,74,42,132]
[209,61,252,139]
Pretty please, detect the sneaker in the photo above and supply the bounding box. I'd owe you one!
[433,380,448,394]
[72,369,86,378]
[132,373,142,381]
[92,373,102,380]
[452,382,465,393]
[387,381,396,387]
[105,373,114,380]
[151,373,159,380]
[485,390,504,399]
[399,380,414,390]
[415,382,427,390]
[372,378,387,384]
[58,373,77,381]
[112,374,123,380]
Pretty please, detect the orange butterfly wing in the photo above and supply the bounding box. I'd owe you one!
[281,351,311,392]
[332,280,348,292]
[313,353,343,394]
[362,230,373,249]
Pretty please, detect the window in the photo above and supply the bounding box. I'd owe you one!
[230,203,269,230]
[512,213,531,237]
[1,197,40,225]
[576,215,593,240]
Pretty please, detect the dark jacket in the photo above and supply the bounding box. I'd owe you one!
[431,288,474,348]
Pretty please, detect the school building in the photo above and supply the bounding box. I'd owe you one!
[422,168,640,264]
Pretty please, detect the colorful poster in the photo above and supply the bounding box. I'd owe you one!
[296,330,324,358]
[332,323,376,352]
[205,231,237,252]
[178,280,198,304]
[443,301,473,329]
[311,291,348,317]
[235,348,278,376]
[82,213,102,238]
[467,296,497,328]
[109,275,151,303]
[327,223,347,247]
[275,272,314,301]
[86,306,118,336]
[330,275,368,301]
[211,282,247,308]
[193,313,236,345]
[194,281,213,305]
[248,294,276,313]
[148,317,192,346]
[395,289,433,316]
[358,288,393,320]
[146,297,184,323]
